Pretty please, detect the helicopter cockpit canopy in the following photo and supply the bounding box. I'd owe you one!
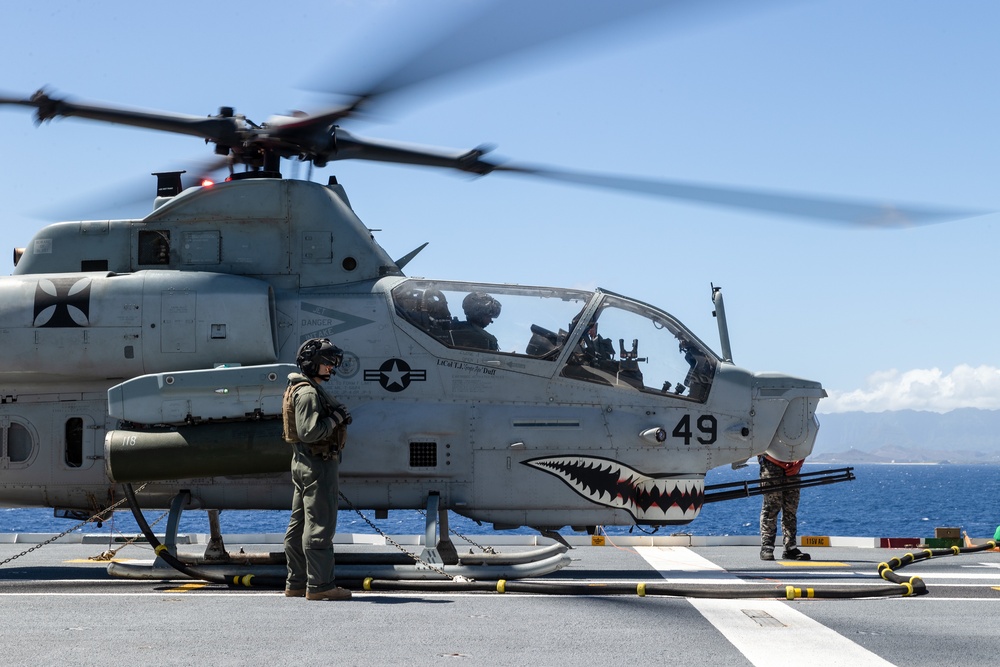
[391,280,719,402]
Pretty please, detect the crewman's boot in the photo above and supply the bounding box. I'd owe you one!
[306,586,353,601]
[782,547,811,561]
[760,546,774,561]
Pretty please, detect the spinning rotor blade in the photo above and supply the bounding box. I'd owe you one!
[1,90,242,144]
[36,156,230,220]
[491,164,987,226]
[295,0,984,227]
[264,99,368,133]
[330,130,496,174]
[1,0,984,230]
[307,0,786,109]
[315,130,985,226]
[0,90,368,166]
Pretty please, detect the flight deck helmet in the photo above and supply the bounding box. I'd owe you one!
[296,338,344,377]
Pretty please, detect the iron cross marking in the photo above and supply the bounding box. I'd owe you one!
[33,277,92,328]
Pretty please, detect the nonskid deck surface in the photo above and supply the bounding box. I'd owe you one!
[0,536,997,667]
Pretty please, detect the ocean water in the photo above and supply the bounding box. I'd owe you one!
[2,464,998,540]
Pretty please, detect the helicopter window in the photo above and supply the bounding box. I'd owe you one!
[391,281,591,358]
[81,259,109,272]
[138,230,171,265]
[561,296,717,402]
[65,418,83,468]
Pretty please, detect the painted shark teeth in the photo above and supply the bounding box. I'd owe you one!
[523,455,704,524]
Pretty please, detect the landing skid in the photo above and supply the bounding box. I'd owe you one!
[107,490,570,583]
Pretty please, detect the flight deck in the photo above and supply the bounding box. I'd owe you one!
[0,534,997,666]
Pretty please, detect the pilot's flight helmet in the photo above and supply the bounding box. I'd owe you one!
[462,292,501,325]
[296,338,344,376]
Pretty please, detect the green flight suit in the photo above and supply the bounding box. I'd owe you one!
[283,372,348,594]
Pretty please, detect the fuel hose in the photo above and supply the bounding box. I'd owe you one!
[876,540,998,590]
[360,542,1000,598]
[358,576,921,599]
[122,482,994,599]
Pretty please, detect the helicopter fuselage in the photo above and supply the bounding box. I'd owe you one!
[0,177,824,532]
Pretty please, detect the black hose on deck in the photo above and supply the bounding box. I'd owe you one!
[360,542,1000,598]
[876,540,998,592]
[121,482,993,599]
[122,483,286,589]
[358,577,922,599]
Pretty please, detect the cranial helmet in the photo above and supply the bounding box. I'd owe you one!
[462,292,501,325]
[296,338,344,376]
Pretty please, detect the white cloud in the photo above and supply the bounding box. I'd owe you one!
[820,365,1000,413]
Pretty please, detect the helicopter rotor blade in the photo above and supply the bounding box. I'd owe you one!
[0,90,365,168]
[35,156,231,220]
[0,90,244,145]
[5,88,982,226]
[305,0,788,112]
[0,92,31,105]
[264,98,369,133]
[317,128,985,226]
[491,163,987,227]
[328,129,497,174]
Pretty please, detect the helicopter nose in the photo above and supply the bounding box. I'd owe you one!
[752,373,826,462]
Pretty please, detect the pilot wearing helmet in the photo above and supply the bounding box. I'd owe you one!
[282,338,353,601]
[450,291,502,351]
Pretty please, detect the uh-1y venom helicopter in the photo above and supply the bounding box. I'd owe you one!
[0,9,971,578]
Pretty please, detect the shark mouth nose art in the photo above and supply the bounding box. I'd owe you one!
[523,456,704,524]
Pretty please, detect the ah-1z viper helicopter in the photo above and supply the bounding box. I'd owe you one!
[2,4,961,577]
[0,86,846,553]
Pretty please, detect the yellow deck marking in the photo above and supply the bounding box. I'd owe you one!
[780,561,848,567]
[66,559,137,564]
[164,583,207,593]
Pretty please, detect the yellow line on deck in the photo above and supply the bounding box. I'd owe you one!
[164,583,207,593]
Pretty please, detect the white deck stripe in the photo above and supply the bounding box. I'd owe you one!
[634,545,751,583]
[636,547,897,667]
[690,599,897,667]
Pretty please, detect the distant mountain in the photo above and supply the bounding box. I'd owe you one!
[810,408,1000,464]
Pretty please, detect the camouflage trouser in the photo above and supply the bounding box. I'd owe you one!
[759,458,800,551]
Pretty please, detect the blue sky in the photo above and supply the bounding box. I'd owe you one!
[1,0,997,413]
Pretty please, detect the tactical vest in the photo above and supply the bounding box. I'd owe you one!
[282,381,347,455]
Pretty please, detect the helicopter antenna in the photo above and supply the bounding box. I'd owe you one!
[394,243,429,271]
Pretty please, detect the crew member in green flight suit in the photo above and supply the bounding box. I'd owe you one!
[282,338,353,601]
